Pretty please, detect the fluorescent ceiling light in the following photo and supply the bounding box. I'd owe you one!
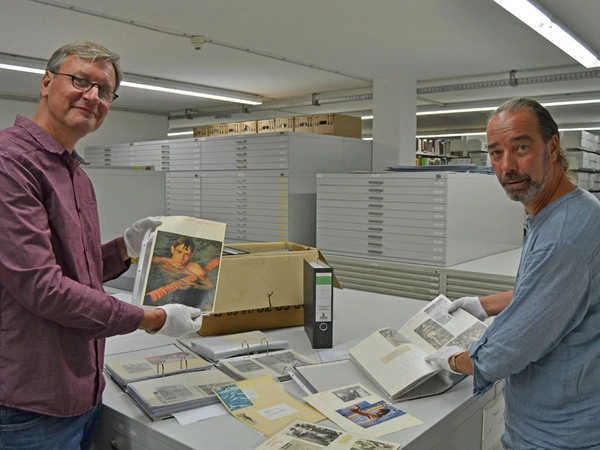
[0,63,45,75]
[167,130,194,137]
[120,80,262,105]
[559,127,600,132]
[493,0,600,68]
[416,132,487,139]
[417,106,496,116]
[0,55,262,105]
[361,115,374,120]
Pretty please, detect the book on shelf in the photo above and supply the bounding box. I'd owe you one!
[132,215,226,313]
[126,367,236,420]
[216,348,317,382]
[184,330,289,361]
[304,383,422,439]
[253,419,401,450]
[213,375,326,437]
[348,294,487,401]
[104,343,213,389]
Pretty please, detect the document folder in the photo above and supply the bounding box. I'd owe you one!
[303,259,334,349]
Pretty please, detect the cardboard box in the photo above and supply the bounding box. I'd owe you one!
[193,126,209,137]
[239,121,257,135]
[199,242,340,335]
[293,116,313,133]
[313,114,362,138]
[226,123,241,135]
[257,119,276,133]
[275,117,295,132]
[208,124,228,137]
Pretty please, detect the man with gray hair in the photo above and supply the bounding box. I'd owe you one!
[0,41,203,449]
[425,98,600,449]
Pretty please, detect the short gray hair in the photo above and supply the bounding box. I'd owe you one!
[489,98,569,171]
[46,41,123,91]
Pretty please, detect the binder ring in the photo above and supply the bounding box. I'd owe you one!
[241,340,250,357]
[180,356,189,373]
[261,337,270,355]
[157,360,165,377]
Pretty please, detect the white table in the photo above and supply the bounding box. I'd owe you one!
[92,289,503,450]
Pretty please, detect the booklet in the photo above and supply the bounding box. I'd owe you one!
[213,375,326,437]
[187,330,289,361]
[217,349,316,382]
[254,419,401,450]
[304,383,422,438]
[126,367,235,420]
[104,343,213,389]
[132,215,226,313]
[348,294,487,401]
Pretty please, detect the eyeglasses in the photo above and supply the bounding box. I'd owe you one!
[50,72,119,103]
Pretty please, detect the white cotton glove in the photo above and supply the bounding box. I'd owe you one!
[123,216,162,258]
[424,345,464,374]
[156,304,203,338]
[448,296,488,321]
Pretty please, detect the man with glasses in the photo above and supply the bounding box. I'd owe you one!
[0,41,204,449]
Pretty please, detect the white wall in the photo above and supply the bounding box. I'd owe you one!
[0,98,168,154]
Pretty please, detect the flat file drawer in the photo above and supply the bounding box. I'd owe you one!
[318,233,446,256]
[317,217,446,231]
[318,198,447,212]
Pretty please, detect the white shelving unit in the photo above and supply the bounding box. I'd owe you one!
[86,133,372,246]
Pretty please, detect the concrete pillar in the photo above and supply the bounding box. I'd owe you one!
[371,74,417,170]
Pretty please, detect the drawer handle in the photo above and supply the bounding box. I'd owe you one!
[367,237,383,241]
[236,165,247,169]
[368,249,383,254]
[368,204,383,208]
[368,219,383,223]
[368,188,384,192]
[368,227,383,231]
[368,180,384,185]
[368,211,383,216]
[368,196,383,201]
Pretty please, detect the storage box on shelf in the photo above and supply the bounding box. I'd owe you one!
[239,121,257,135]
[561,130,599,152]
[208,123,228,137]
[293,116,314,133]
[193,125,209,137]
[312,113,361,138]
[257,119,276,134]
[275,117,295,132]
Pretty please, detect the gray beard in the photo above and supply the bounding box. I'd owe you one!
[501,148,551,202]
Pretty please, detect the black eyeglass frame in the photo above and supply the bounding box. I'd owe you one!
[49,71,119,103]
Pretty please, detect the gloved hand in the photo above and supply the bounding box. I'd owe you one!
[155,304,203,337]
[424,345,463,374]
[123,216,162,258]
[448,296,488,321]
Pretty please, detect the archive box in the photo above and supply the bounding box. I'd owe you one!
[226,123,241,135]
[257,119,276,134]
[208,124,228,137]
[275,117,295,132]
[199,241,340,335]
[293,116,314,133]
[192,126,209,137]
[239,121,257,135]
[313,114,362,138]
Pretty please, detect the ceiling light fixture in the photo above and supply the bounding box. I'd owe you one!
[493,0,600,68]
[0,54,263,105]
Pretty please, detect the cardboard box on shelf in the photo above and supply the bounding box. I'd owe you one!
[226,123,241,135]
[293,116,314,133]
[275,117,295,132]
[239,121,257,135]
[208,124,228,137]
[199,241,341,335]
[257,119,276,133]
[313,114,362,138]
[193,126,210,137]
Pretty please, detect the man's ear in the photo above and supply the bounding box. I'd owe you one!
[548,134,560,161]
[40,71,52,98]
